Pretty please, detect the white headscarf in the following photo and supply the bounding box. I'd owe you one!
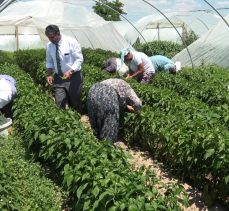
[175,61,182,72]
[120,47,131,63]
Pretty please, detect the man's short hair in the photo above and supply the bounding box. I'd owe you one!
[45,24,60,36]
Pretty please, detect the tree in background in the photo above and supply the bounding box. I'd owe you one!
[93,0,127,21]
[182,28,199,46]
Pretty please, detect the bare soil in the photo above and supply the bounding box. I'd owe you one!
[114,141,228,211]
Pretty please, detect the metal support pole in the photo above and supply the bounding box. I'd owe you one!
[142,0,194,69]
[94,0,149,46]
[15,25,19,51]
[203,0,229,28]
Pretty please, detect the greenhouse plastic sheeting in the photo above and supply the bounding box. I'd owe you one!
[124,11,221,44]
[112,21,132,37]
[173,14,229,68]
[0,0,130,52]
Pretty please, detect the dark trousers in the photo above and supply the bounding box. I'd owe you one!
[53,71,83,113]
[0,101,14,118]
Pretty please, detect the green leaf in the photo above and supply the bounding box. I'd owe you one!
[34,131,39,140]
[83,200,91,211]
[225,175,229,184]
[92,186,100,198]
[66,174,74,187]
[204,149,215,160]
[120,203,126,210]
[108,206,117,211]
[77,183,88,199]
[93,191,114,209]
[128,204,139,211]
[39,133,47,142]
[64,138,71,149]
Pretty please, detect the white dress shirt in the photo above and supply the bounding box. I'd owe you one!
[46,35,84,74]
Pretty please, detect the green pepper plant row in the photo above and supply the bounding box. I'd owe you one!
[0,62,187,210]
[12,49,229,205]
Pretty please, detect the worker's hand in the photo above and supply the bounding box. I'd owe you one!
[127,105,135,112]
[126,74,133,79]
[47,75,53,85]
[63,69,74,79]
[170,68,176,74]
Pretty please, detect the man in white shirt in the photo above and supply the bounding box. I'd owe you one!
[120,48,155,83]
[45,24,84,113]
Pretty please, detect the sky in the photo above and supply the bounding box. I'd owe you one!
[75,0,229,21]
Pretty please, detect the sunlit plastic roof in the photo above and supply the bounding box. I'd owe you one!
[0,0,130,52]
[173,14,229,68]
[124,10,222,44]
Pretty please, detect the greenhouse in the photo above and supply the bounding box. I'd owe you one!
[0,0,229,210]
[124,10,221,44]
[173,14,229,68]
[0,0,130,52]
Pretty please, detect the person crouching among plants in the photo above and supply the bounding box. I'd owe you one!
[120,48,155,84]
[0,74,17,130]
[102,57,129,77]
[87,78,142,142]
[149,55,181,74]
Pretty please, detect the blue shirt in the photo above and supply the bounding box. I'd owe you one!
[150,55,175,73]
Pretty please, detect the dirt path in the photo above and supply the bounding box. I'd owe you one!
[114,141,226,211]
[81,115,227,211]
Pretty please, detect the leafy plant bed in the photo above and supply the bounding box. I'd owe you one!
[0,63,188,210]
[7,49,229,206]
[0,135,65,210]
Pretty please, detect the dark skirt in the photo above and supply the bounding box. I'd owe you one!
[87,83,119,142]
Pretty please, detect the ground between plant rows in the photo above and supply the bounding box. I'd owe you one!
[80,115,227,211]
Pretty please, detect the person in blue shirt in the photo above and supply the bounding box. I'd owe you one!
[150,55,181,74]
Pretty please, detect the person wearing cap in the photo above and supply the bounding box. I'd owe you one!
[87,78,142,142]
[45,24,84,113]
[0,74,17,130]
[150,55,181,74]
[120,48,155,84]
[102,57,129,77]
